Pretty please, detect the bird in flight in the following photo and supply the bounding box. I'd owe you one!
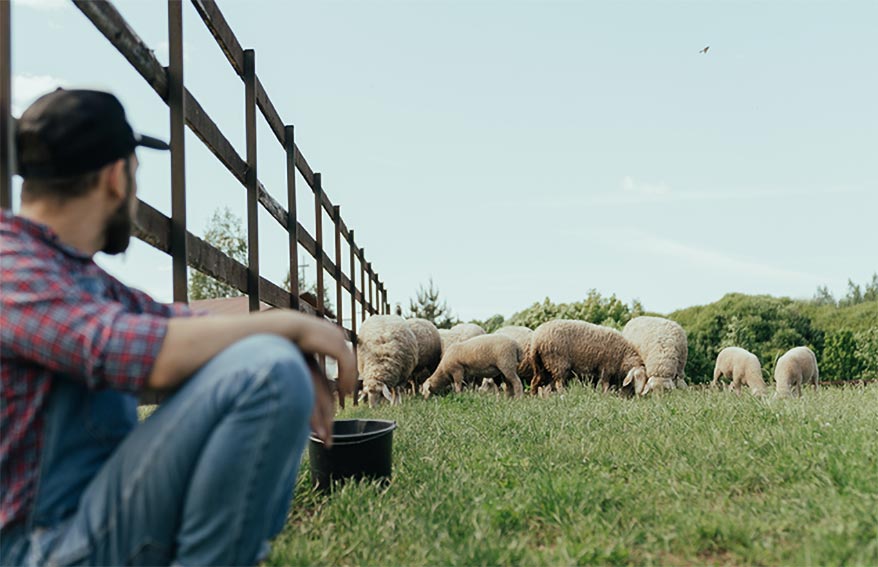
[699,46,710,54]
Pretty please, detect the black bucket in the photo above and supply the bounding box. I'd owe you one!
[308,419,398,491]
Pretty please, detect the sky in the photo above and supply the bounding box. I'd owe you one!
[7,0,877,322]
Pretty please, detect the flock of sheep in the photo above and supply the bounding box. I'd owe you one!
[354,314,820,405]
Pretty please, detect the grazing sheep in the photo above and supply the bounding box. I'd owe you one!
[529,320,648,396]
[711,346,767,396]
[774,346,819,398]
[422,334,524,399]
[622,316,689,394]
[494,325,535,383]
[357,315,418,406]
[439,323,486,354]
[405,318,442,392]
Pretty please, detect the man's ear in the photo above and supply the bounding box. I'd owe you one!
[102,158,128,203]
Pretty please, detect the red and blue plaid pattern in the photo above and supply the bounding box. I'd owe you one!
[1,210,191,529]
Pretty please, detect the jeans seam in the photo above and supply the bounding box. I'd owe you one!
[231,366,280,563]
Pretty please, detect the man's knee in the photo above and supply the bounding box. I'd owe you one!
[233,334,314,416]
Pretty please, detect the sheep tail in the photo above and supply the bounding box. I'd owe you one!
[530,346,550,393]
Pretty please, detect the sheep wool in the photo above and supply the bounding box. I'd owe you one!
[439,323,486,354]
[357,315,419,406]
[529,319,648,396]
[494,326,535,381]
[422,334,524,398]
[622,316,689,393]
[405,318,442,390]
[774,346,819,398]
[712,346,767,396]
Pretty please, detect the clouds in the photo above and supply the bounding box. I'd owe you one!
[617,229,826,285]
[11,74,69,115]
[621,175,671,198]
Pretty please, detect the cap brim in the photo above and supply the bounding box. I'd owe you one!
[135,133,170,151]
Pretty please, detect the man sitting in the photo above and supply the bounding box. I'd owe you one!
[0,89,356,566]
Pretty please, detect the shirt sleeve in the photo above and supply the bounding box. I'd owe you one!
[104,272,195,318]
[1,262,169,393]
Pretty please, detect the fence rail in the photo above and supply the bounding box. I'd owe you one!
[0,0,390,348]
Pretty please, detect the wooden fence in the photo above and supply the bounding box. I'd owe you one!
[0,0,390,349]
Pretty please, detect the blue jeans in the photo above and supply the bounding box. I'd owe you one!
[0,334,314,566]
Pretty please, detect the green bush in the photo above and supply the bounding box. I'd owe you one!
[504,290,643,331]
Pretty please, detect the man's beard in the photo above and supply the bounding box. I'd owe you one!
[101,165,134,255]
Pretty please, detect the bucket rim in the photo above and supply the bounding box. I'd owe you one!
[309,418,397,445]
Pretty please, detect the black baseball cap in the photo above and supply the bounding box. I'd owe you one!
[15,88,169,179]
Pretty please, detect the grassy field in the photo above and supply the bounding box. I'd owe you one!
[268,384,878,566]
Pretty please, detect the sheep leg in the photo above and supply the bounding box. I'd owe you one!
[711,367,724,389]
[731,375,743,395]
[499,364,524,398]
[451,368,465,393]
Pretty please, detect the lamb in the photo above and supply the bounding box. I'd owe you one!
[405,318,442,392]
[711,346,767,396]
[494,325,535,382]
[356,315,418,406]
[438,323,486,354]
[622,316,689,394]
[529,320,648,396]
[422,334,524,399]
[774,346,819,398]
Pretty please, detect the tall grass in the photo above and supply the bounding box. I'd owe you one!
[269,384,878,566]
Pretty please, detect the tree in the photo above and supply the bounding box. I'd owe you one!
[822,330,862,381]
[408,279,457,329]
[471,314,505,333]
[504,290,642,331]
[854,328,878,381]
[839,273,878,307]
[189,207,247,300]
[812,285,836,306]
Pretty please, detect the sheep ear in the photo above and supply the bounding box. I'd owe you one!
[382,384,393,402]
[622,373,634,387]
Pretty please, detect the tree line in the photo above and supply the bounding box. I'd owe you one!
[409,276,878,383]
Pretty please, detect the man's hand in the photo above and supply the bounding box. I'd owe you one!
[288,315,357,408]
[305,354,335,448]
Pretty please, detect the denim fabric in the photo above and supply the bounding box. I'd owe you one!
[0,334,314,566]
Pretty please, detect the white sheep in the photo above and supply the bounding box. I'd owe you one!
[494,325,535,383]
[711,346,767,396]
[622,316,689,394]
[422,334,524,398]
[357,315,418,406]
[438,323,486,355]
[529,319,648,396]
[774,346,819,398]
[405,318,442,392]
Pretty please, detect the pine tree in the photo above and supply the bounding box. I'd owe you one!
[189,207,247,300]
[408,278,456,329]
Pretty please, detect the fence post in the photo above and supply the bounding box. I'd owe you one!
[333,205,343,328]
[348,230,357,340]
[368,262,374,315]
[0,0,12,211]
[168,0,188,303]
[243,49,259,312]
[349,230,360,405]
[314,172,325,319]
[285,125,299,310]
[360,248,367,322]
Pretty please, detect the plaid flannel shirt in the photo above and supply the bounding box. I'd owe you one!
[0,210,191,530]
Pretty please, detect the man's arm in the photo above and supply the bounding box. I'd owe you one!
[148,309,356,397]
